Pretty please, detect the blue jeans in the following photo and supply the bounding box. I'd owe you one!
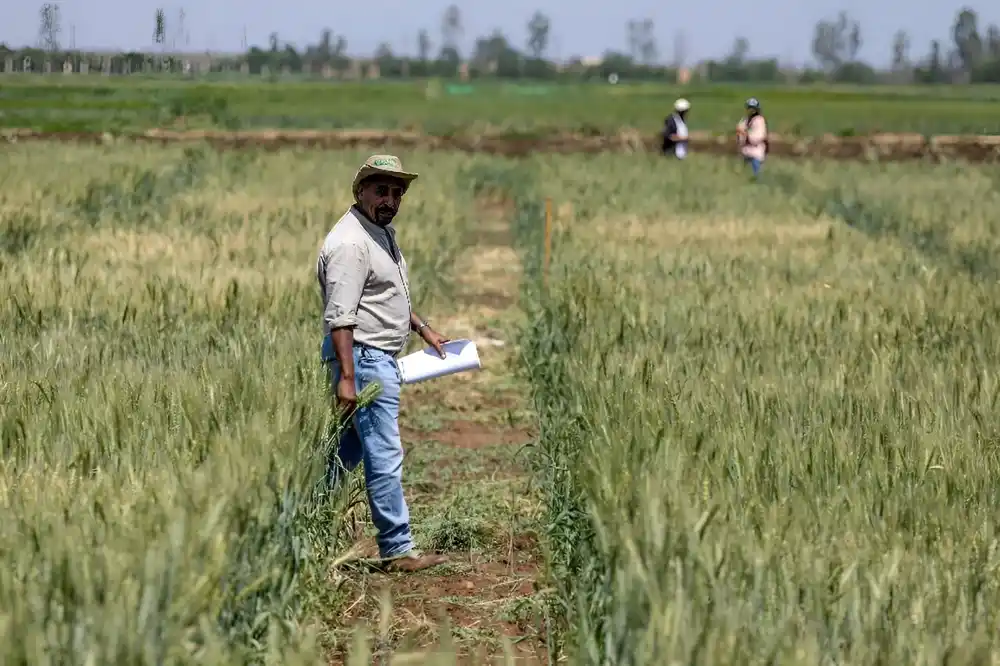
[745,156,762,177]
[326,342,413,559]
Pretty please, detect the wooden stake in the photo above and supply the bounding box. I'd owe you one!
[544,197,552,286]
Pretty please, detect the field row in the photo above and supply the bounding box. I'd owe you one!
[2,77,1000,135]
[506,154,1000,663]
[5,128,1000,162]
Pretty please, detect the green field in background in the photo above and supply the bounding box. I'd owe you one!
[2,75,1000,135]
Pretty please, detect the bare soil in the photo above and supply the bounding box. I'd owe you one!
[5,127,1000,162]
[401,422,534,450]
[323,196,549,665]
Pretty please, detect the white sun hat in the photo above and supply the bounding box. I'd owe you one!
[674,98,691,112]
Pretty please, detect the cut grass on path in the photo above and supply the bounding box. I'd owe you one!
[323,198,551,665]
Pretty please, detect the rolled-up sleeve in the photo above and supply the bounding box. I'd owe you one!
[323,241,369,330]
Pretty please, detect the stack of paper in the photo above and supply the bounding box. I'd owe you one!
[398,339,482,384]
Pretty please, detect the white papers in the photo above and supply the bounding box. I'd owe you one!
[397,338,481,384]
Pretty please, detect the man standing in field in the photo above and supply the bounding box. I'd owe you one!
[661,98,691,159]
[736,97,768,178]
[317,154,450,573]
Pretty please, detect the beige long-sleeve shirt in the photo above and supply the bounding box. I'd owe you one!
[737,114,768,161]
[316,206,412,357]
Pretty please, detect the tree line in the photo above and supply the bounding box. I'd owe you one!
[3,3,1000,84]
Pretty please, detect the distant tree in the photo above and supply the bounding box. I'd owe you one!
[914,39,948,83]
[37,3,61,52]
[626,21,638,60]
[281,44,301,71]
[598,50,635,79]
[375,42,405,77]
[153,9,166,49]
[729,36,750,63]
[442,5,463,55]
[526,11,551,58]
[832,60,876,84]
[437,46,460,75]
[417,29,432,61]
[639,19,657,64]
[987,24,1000,59]
[952,7,982,71]
[972,24,1000,82]
[303,29,346,70]
[811,11,860,71]
[891,30,910,70]
[318,28,332,60]
[848,21,861,61]
[626,19,657,65]
[930,39,943,72]
[811,20,839,70]
[472,30,519,74]
[704,36,759,82]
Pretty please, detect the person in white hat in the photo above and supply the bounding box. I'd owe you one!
[316,154,450,573]
[661,98,691,159]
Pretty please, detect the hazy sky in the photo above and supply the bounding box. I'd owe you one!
[3,1,998,68]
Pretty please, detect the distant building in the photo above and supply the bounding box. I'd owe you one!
[0,48,246,75]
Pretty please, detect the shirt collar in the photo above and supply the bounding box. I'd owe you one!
[352,203,396,234]
[351,204,400,262]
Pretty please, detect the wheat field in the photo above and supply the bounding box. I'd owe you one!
[507,154,1000,664]
[0,143,489,664]
[5,140,1000,664]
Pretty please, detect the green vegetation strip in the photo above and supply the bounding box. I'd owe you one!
[2,78,1000,135]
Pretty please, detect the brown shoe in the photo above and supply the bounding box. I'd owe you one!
[379,550,449,573]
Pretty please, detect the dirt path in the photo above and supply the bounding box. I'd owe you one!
[4,127,1000,162]
[324,198,550,665]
